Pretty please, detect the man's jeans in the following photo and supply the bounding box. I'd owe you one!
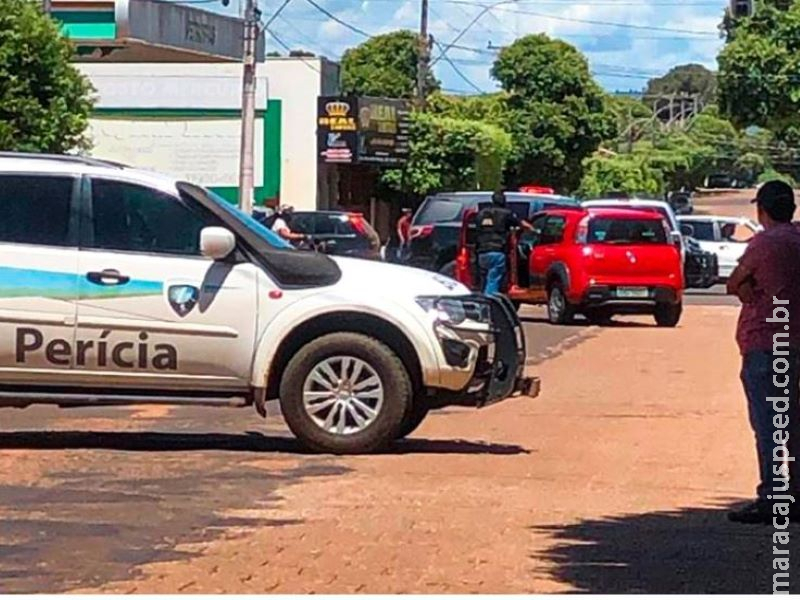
[740,349,800,500]
[479,251,506,295]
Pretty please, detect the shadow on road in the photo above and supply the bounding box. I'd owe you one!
[0,430,529,456]
[391,438,531,455]
[532,501,799,593]
[519,316,655,329]
[0,430,306,453]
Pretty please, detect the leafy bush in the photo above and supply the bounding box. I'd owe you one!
[0,0,94,152]
[382,112,512,195]
[577,154,664,198]
[758,169,797,187]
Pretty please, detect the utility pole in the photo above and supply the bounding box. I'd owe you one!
[238,0,259,214]
[416,0,429,109]
[42,0,51,14]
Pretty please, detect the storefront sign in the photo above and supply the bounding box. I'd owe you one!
[317,96,411,166]
[357,97,411,166]
[317,98,358,164]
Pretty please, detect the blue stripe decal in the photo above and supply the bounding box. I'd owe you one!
[0,267,162,299]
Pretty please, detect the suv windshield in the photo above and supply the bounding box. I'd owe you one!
[589,218,667,244]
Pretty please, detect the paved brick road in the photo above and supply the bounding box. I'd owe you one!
[2,305,797,593]
[3,192,797,593]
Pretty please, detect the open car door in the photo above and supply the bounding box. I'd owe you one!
[455,207,479,290]
[456,205,541,306]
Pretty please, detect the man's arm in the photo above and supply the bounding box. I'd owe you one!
[726,242,759,302]
[278,227,306,242]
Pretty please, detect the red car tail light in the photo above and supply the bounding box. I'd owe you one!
[348,213,368,235]
[410,225,434,239]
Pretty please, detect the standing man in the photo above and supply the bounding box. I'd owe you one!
[396,207,413,262]
[726,180,800,523]
[475,190,531,295]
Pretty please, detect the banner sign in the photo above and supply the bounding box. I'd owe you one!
[317,96,411,166]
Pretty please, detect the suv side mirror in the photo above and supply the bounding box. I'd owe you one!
[680,224,694,237]
[670,232,683,247]
[200,227,236,260]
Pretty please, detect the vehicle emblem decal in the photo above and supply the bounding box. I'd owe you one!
[168,284,199,317]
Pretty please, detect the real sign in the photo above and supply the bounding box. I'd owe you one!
[317,96,411,166]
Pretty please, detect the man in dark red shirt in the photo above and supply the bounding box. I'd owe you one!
[727,180,800,524]
[396,207,412,261]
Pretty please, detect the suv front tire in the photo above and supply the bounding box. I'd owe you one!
[279,332,411,454]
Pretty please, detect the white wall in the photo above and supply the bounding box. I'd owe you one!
[264,57,324,211]
[78,63,268,109]
[89,118,264,187]
[78,63,268,191]
[77,59,336,211]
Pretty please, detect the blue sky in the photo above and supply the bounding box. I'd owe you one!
[207,0,728,93]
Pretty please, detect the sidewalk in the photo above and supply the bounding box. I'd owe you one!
[77,305,789,593]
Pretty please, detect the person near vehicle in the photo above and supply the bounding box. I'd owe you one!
[271,205,307,243]
[726,180,800,524]
[475,190,532,295]
[396,207,413,261]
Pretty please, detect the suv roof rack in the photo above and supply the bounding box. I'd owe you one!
[0,152,127,170]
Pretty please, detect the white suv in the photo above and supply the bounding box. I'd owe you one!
[0,154,537,453]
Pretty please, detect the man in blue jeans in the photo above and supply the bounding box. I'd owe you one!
[475,190,531,295]
[727,181,800,524]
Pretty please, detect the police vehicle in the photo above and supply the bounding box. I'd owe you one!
[0,154,537,454]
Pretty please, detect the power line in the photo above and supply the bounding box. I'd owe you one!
[303,0,371,37]
[431,0,517,67]
[264,27,322,72]
[440,1,719,36]
[434,40,485,92]
[323,0,722,5]
[275,13,340,57]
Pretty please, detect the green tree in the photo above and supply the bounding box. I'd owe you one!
[577,154,664,198]
[427,91,509,123]
[717,1,800,133]
[0,0,93,152]
[645,64,717,101]
[491,34,615,191]
[382,112,512,195]
[340,30,439,99]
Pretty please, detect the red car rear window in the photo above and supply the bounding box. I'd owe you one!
[588,218,668,244]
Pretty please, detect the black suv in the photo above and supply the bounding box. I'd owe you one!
[406,192,580,275]
[258,210,381,260]
[684,235,718,289]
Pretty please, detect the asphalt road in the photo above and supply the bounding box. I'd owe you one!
[685,284,739,306]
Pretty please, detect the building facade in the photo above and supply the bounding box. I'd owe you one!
[53,0,339,211]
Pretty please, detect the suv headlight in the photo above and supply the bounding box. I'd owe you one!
[415,296,491,327]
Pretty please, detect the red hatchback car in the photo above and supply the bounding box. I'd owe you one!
[456,207,684,327]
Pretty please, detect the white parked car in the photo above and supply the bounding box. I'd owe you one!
[677,215,762,280]
[0,153,538,454]
[582,198,685,259]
